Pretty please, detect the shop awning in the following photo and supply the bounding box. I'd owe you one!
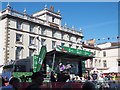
[46,46,94,61]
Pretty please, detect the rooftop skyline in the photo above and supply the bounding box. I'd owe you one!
[1,2,118,44]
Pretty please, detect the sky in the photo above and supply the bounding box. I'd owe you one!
[1,2,118,44]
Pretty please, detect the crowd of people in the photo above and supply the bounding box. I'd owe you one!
[0,71,120,90]
[50,70,120,82]
[49,70,120,89]
[1,75,20,90]
[1,72,44,90]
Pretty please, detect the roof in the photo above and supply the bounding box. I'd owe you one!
[46,49,94,61]
[111,42,120,46]
[82,44,101,50]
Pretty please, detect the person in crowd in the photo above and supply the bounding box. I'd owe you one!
[111,72,116,81]
[116,72,120,89]
[82,81,97,90]
[20,75,26,82]
[109,80,117,89]
[84,71,91,80]
[91,71,98,81]
[59,63,65,72]
[56,72,61,82]
[81,74,85,80]
[74,75,81,82]
[9,75,14,81]
[26,72,44,90]
[50,71,56,82]
[2,77,20,90]
[107,73,112,81]
[2,77,5,86]
[3,76,9,86]
[98,73,104,82]
[61,71,70,82]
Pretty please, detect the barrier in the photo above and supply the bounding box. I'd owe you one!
[18,82,83,90]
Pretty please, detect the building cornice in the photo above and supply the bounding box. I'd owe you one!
[1,13,83,38]
[8,27,82,45]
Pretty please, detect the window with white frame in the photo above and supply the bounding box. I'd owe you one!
[103,51,106,57]
[94,59,101,67]
[94,59,97,67]
[61,43,65,46]
[29,49,34,56]
[61,32,64,40]
[41,38,46,46]
[94,51,96,55]
[52,41,56,49]
[52,30,56,38]
[103,60,107,67]
[69,35,71,41]
[30,24,34,32]
[16,47,22,59]
[29,36,35,45]
[99,60,101,67]
[118,60,120,66]
[90,59,93,67]
[76,46,79,49]
[17,21,22,30]
[41,28,46,35]
[52,17,55,23]
[69,44,72,48]
[16,33,23,43]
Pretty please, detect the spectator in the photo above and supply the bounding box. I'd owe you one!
[2,77,5,86]
[26,72,44,90]
[50,71,56,82]
[9,75,14,81]
[2,77,20,90]
[84,71,91,80]
[111,72,116,81]
[91,71,98,81]
[98,74,104,82]
[74,75,81,82]
[82,81,97,90]
[107,73,112,81]
[3,76,9,86]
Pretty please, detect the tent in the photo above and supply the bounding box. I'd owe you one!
[103,67,120,73]
[46,46,94,61]
[108,67,120,73]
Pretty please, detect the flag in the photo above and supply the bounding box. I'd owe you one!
[108,37,110,40]
[36,45,47,72]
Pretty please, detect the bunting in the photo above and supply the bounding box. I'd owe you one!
[81,36,120,43]
[96,36,120,41]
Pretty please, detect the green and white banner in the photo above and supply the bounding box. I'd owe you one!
[56,45,94,57]
[34,46,47,72]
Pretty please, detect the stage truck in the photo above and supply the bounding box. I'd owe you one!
[2,45,94,82]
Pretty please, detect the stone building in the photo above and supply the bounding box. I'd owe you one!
[0,4,83,65]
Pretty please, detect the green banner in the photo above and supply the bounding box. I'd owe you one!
[56,46,94,57]
[36,46,47,72]
[33,55,39,72]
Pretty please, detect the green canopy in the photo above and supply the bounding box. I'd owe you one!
[46,46,94,61]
